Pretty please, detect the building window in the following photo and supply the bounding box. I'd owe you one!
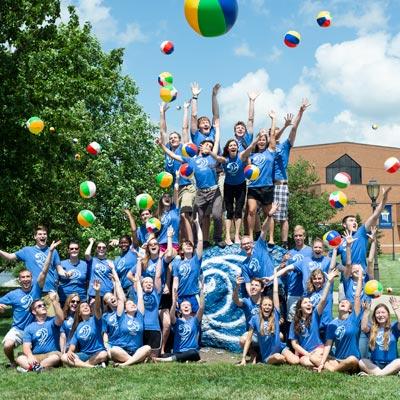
[326,154,362,184]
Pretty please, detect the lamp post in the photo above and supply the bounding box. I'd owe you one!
[366,179,380,280]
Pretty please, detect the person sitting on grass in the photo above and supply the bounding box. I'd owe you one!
[61,280,108,368]
[358,297,400,376]
[59,293,81,354]
[316,264,363,373]
[289,268,338,369]
[240,268,299,366]
[16,291,64,372]
[154,286,204,363]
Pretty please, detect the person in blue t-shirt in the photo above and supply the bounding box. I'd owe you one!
[123,208,153,248]
[60,293,81,354]
[61,280,108,368]
[0,225,64,293]
[58,241,88,305]
[154,286,205,363]
[316,264,363,373]
[247,111,277,240]
[359,298,400,376]
[289,268,338,368]
[270,99,310,247]
[0,240,57,367]
[240,269,299,365]
[172,214,203,312]
[16,291,64,372]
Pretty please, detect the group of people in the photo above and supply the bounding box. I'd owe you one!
[0,83,398,377]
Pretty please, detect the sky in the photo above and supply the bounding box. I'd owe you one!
[60,0,400,148]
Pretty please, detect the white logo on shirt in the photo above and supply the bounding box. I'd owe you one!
[251,306,260,316]
[309,260,322,271]
[127,319,140,334]
[178,322,191,341]
[292,253,304,262]
[179,262,191,279]
[310,293,321,307]
[116,258,126,272]
[144,294,155,309]
[69,269,81,280]
[161,213,171,226]
[376,330,389,351]
[34,252,47,268]
[249,259,260,273]
[108,313,118,327]
[20,294,33,310]
[36,328,49,346]
[226,162,239,176]
[166,155,174,168]
[251,153,266,167]
[95,262,107,275]
[79,324,91,340]
[195,157,209,169]
[335,325,346,341]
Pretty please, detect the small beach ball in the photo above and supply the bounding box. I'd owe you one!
[323,230,342,249]
[86,141,101,155]
[156,172,173,188]
[182,143,198,157]
[79,181,96,199]
[184,0,238,37]
[77,210,96,227]
[27,117,44,135]
[146,217,162,234]
[244,165,260,181]
[284,31,301,48]
[384,157,400,173]
[329,191,347,209]
[316,11,331,27]
[334,172,351,189]
[136,193,154,210]
[364,280,383,298]
[158,72,173,87]
[160,40,174,54]
[160,86,178,103]
[179,163,194,179]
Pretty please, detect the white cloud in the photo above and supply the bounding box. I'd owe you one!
[234,42,255,57]
[333,110,356,127]
[265,46,282,62]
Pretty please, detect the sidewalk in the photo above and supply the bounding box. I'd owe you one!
[333,292,399,307]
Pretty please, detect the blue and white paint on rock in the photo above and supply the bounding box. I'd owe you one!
[201,244,287,352]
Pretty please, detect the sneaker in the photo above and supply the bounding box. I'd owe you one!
[216,241,226,249]
[16,366,28,373]
[95,362,107,368]
[357,371,368,377]
[31,363,44,373]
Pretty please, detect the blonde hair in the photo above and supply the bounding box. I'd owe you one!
[369,304,391,351]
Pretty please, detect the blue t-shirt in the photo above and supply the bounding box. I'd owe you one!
[223,154,246,185]
[0,283,42,330]
[183,155,218,189]
[117,311,144,352]
[158,205,180,245]
[241,297,260,329]
[114,250,137,290]
[137,226,150,246]
[273,139,292,181]
[70,316,105,354]
[15,246,61,292]
[103,310,122,347]
[337,225,368,271]
[369,323,400,364]
[241,238,275,284]
[326,312,362,359]
[61,315,74,348]
[235,132,253,152]
[58,259,88,302]
[289,308,323,352]
[165,143,191,187]
[249,308,283,362]
[248,149,276,188]
[87,257,113,297]
[142,258,168,287]
[172,254,201,297]
[286,246,313,296]
[191,127,216,147]
[143,290,161,331]
[172,316,200,353]
[306,285,333,329]
[23,317,60,354]
[343,275,369,305]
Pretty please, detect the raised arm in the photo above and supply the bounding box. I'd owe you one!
[232,275,244,307]
[159,102,170,144]
[342,230,356,279]
[239,133,259,162]
[361,301,371,333]
[190,82,202,134]
[0,250,17,262]
[366,227,377,279]
[208,150,226,164]
[196,284,205,321]
[353,265,363,316]
[260,202,279,241]
[389,297,400,330]
[364,187,391,231]
[163,227,174,263]
[211,83,221,124]
[110,261,126,316]
[85,238,95,261]
[272,267,279,310]
[156,138,184,163]
[328,247,338,273]
[123,209,139,248]
[170,288,178,325]
[194,213,203,259]
[154,256,163,294]
[38,240,61,289]
[48,291,64,326]
[212,117,220,155]
[316,268,338,316]
[93,280,102,320]
[135,273,145,315]
[275,113,293,141]
[246,92,260,135]
[267,110,276,151]
[182,100,190,143]
[288,98,310,146]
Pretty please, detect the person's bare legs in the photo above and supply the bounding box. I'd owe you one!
[267,353,286,365]
[116,346,152,367]
[61,353,95,368]
[3,340,17,366]
[247,199,258,240]
[282,348,300,365]
[325,356,359,373]
[160,308,171,354]
[225,218,233,245]
[234,218,242,244]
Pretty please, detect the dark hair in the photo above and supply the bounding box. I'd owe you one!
[342,215,356,225]
[197,116,211,128]
[119,235,132,246]
[179,239,195,258]
[68,240,80,248]
[156,193,172,218]
[254,131,269,153]
[222,139,238,158]
[200,139,214,147]
[30,299,43,312]
[234,121,247,130]
[140,209,152,216]
[169,131,181,140]
[293,297,312,336]
[34,225,48,234]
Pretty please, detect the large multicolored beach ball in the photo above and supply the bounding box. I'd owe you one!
[244,165,260,181]
[384,157,400,173]
[158,72,173,87]
[136,193,154,210]
[364,279,383,298]
[160,40,174,54]
[156,171,173,188]
[27,117,44,135]
[77,210,96,227]
[316,11,332,27]
[160,85,178,103]
[79,181,96,199]
[329,191,347,209]
[334,172,351,189]
[182,143,198,157]
[86,141,102,155]
[184,0,238,37]
[284,31,301,48]
[323,230,342,248]
[146,217,162,234]
[179,163,194,179]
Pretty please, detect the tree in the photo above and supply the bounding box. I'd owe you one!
[0,3,163,258]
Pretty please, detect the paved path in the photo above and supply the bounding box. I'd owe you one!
[333,292,399,307]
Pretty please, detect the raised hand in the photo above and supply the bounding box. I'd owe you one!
[269,202,280,216]
[268,110,276,119]
[48,290,59,302]
[89,238,96,244]
[367,226,377,241]
[236,275,245,286]
[183,100,191,109]
[327,267,339,282]
[191,82,202,97]
[167,226,174,238]
[212,83,221,96]
[382,186,392,202]
[343,229,357,245]
[160,102,169,113]
[284,113,294,127]
[247,91,261,101]
[300,98,311,113]
[50,240,61,251]
[93,279,101,292]
[389,296,400,310]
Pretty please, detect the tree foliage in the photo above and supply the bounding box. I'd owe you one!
[0,2,163,257]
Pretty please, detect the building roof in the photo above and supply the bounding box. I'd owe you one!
[293,141,400,151]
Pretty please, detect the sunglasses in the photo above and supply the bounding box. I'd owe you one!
[36,304,46,309]
[97,246,106,249]
[70,300,80,304]
[69,247,79,250]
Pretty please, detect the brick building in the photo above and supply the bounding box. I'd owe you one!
[290,142,400,254]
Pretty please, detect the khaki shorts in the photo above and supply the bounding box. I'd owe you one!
[179,184,195,213]
[33,351,61,362]
[2,327,23,346]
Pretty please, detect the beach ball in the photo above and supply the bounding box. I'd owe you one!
[284,31,301,48]
[136,193,154,210]
[244,165,260,181]
[323,230,342,249]
[364,280,383,298]
[86,141,101,155]
[146,217,162,234]
[184,0,238,37]
[316,11,331,27]
[182,143,198,157]
[372,124,378,130]
[179,163,194,179]
[79,181,96,199]
[384,157,400,173]
[160,85,178,103]
[329,191,347,209]
[158,72,173,87]
[160,40,174,54]
[334,172,351,189]
[77,210,96,227]
[27,117,44,135]
[156,171,173,188]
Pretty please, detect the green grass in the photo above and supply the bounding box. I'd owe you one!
[377,255,400,295]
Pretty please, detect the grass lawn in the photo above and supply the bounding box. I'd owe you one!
[377,255,400,295]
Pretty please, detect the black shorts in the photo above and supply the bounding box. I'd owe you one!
[247,186,274,206]
[143,330,162,349]
[159,293,172,310]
